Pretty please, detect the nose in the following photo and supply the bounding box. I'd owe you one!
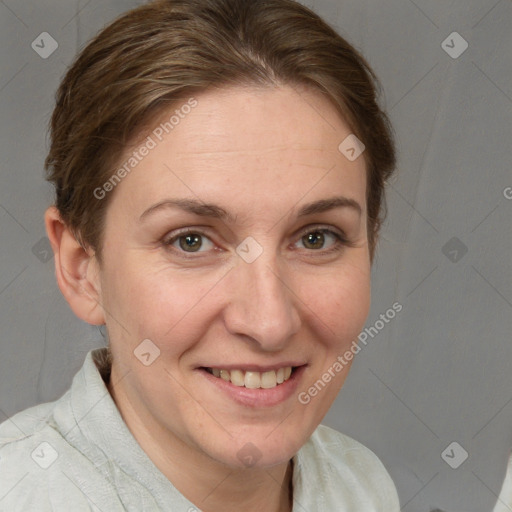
[223,250,301,351]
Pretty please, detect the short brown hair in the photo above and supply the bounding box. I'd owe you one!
[45,0,395,263]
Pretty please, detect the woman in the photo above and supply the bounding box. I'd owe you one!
[0,0,399,510]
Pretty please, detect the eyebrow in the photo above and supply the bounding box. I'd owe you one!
[139,196,362,222]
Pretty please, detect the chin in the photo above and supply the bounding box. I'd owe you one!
[203,427,306,470]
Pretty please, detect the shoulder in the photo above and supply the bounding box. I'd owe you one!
[0,398,123,511]
[0,403,79,510]
[296,424,400,510]
[495,453,512,512]
[0,398,57,441]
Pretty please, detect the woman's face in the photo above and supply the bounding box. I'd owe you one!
[98,84,371,469]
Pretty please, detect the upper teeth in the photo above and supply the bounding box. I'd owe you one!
[208,367,293,389]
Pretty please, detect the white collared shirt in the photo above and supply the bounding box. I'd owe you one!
[0,348,400,511]
[495,454,512,512]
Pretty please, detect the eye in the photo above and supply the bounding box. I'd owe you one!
[162,225,354,259]
[294,227,350,253]
[163,230,215,255]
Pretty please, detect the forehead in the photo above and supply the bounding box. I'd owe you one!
[111,84,367,216]
[158,85,357,160]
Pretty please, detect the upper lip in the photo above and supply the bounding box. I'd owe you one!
[199,363,307,372]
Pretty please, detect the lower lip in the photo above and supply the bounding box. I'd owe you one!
[197,366,306,408]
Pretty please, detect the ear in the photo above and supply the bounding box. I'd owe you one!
[44,206,105,325]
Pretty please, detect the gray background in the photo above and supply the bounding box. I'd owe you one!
[0,0,511,510]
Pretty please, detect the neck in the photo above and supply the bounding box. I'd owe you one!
[107,369,293,512]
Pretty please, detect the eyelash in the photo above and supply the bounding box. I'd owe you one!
[162,225,356,260]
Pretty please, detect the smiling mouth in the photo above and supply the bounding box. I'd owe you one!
[201,366,297,389]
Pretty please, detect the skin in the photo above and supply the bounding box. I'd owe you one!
[45,84,371,512]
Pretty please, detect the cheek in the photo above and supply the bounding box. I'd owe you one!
[103,258,225,344]
[298,263,371,346]
[102,248,370,354]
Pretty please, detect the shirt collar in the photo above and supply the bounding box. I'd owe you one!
[53,348,196,508]
[56,348,323,510]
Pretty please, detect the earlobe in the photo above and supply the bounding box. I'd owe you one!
[44,206,105,325]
